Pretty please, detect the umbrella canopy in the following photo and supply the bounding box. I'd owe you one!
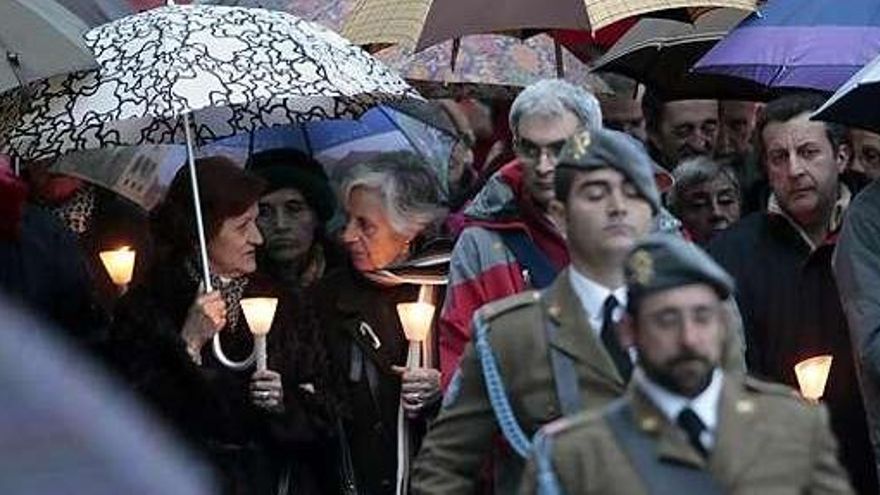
[592,7,769,99]
[694,0,880,92]
[812,53,880,134]
[207,0,607,98]
[0,4,417,161]
[342,0,757,52]
[0,0,96,93]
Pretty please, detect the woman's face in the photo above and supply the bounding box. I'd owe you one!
[341,187,412,273]
[257,188,318,265]
[208,203,263,278]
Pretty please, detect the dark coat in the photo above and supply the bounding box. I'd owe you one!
[312,265,432,495]
[709,202,877,494]
[106,262,339,495]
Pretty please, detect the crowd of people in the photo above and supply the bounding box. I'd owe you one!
[3,73,880,495]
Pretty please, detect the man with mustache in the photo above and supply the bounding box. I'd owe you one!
[643,89,719,171]
[708,93,877,493]
[521,234,853,494]
[411,129,745,494]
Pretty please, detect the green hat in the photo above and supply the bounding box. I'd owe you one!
[624,233,734,310]
[556,128,662,213]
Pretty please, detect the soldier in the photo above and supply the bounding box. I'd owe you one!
[411,129,745,493]
[522,234,853,495]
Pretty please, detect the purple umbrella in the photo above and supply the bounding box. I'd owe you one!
[693,0,880,92]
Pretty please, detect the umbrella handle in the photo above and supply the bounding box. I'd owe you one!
[182,111,255,371]
[212,334,257,371]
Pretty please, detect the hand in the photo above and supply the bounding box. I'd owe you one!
[250,369,285,414]
[393,366,441,419]
[180,290,227,356]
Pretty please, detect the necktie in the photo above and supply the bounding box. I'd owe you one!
[600,295,632,381]
[677,407,709,458]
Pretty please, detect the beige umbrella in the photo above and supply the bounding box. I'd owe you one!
[342,0,757,53]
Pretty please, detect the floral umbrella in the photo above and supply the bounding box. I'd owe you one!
[0,3,417,369]
[208,0,608,98]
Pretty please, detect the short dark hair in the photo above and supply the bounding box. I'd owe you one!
[153,156,266,260]
[757,92,847,161]
[554,166,579,202]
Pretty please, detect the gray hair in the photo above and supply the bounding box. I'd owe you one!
[667,156,740,214]
[508,79,603,137]
[340,151,448,238]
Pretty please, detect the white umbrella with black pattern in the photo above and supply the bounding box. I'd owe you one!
[0,2,418,368]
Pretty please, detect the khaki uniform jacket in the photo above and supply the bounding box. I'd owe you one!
[521,375,854,495]
[411,269,745,494]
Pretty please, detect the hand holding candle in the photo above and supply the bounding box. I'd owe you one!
[795,355,833,402]
[99,246,136,293]
[241,297,278,372]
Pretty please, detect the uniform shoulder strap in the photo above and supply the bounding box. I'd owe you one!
[542,310,583,416]
[604,400,725,495]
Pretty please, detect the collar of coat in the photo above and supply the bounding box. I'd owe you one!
[766,184,851,251]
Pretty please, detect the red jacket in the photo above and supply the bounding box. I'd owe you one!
[438,160,568,388]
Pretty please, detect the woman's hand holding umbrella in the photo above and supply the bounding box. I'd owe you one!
[181,291,227,365]
[394,366,441,419]
[250,370,285,414]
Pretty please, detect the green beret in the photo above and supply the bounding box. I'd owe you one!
[556,128,661,212]
[246,149,336,223]
[624,233,734,308]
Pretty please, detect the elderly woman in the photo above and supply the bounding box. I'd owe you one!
[248,149,340,290]
[107,157,342,495]
[310,151,448,495]
[667,156,742,245]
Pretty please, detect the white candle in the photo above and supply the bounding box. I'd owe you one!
[241,297,278,372]
[795,355,833,401]
[99,246,136,292]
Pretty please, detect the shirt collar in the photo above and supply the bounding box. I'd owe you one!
[635,367,724,433]
[767,184,851,251]
[568,266,627,334]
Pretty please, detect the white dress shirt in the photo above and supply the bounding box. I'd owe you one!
[568,267,627,337]
[635,368,725,449]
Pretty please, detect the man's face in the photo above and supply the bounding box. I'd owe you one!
[600,96,647,143]
[650,100,719,169]
[551,168,654,270]
[633,284,724,398]
[849,129,880,179]
[717,100,760,158]
[762,113,845,226]
[675,174,741,245]
[257,188,318,266]
[515,110,581,210]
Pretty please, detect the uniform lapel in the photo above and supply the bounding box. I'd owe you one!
[709,375,767,482]
[629,386,707,469]
[543,269,624,387]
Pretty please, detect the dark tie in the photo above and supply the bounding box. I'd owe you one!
[600,295,632,381]
[677,407,709,458]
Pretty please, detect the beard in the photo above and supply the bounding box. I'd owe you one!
[641,353,716,398]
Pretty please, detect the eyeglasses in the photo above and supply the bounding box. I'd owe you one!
[514,137,568,162]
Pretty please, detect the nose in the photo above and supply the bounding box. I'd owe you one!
[680,317,703,349]
[250,222,264,246]
[341,218,358,244]
[788,155,808,177]
[535,150,555,175]
[607,188,627,216]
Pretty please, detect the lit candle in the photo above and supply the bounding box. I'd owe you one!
[241,297,278,372]
[795,355,833,402]
[99,246,136,293]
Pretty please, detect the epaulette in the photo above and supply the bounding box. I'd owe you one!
[476,290,541,321]
[743,375,804,400]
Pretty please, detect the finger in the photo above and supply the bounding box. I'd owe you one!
[391,365,408,375]
[252,370,280,381]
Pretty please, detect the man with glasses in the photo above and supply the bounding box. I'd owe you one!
[437,80,602,390]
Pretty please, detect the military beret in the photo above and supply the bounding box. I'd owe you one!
[556,128,662,212]
[624,233,735,309]
[246,148,336,223]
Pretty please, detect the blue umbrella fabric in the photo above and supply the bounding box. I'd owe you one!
[693,0,880,92]
[0,296,214,494]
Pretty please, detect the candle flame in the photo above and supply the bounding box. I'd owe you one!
[99,246,136,286]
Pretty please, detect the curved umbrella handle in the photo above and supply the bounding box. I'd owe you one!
[212,334,256,371]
